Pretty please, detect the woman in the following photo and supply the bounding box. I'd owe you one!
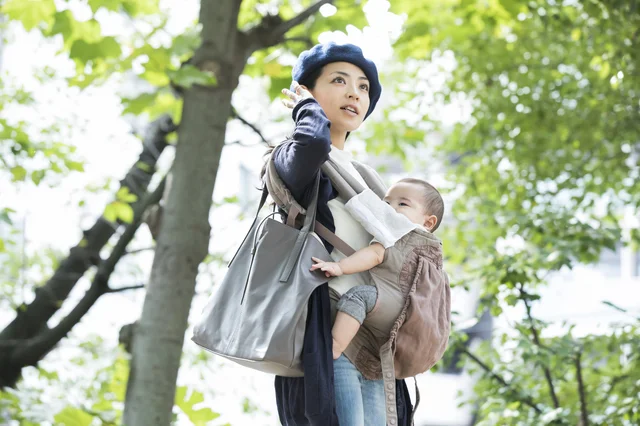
[268,42,413,426]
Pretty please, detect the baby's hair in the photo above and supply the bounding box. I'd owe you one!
[397,178,445,232]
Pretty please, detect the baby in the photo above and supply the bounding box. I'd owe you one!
[311,178,444,359]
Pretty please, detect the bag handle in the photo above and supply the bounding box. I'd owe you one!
[279,172,321,282]
[227,187,269,268]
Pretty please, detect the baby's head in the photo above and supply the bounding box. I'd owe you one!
[383,178,444,232]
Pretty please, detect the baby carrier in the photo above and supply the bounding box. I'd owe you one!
[264,144,452,426]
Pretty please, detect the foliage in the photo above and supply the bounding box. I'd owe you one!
[0,0,366,423]
[0,76,84,183]
[389,0,640,424]
[5,0,637,423]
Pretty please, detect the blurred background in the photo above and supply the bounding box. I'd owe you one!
[0,0,638,425]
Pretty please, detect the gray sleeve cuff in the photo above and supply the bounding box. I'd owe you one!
[336,285,378,324]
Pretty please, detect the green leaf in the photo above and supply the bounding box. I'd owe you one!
[104,201,134,223]
[108,354,129,401]
[88,0,123,14]
[0,208,14,225]
[10,165,27,181]
[175,386,220,426]
[122,92,158,115]
[104,203,118,223]
[122,0,160,16]
[170,30,201,58]
[65,160,85,172]
[136,161,153,173]
[1,0,56,31]
[116,187,138,203]
[269,74,294,101]
[53,407,94,426]
[140,92,183,122]
[113,201,134,223]
[31,170,46,185]
[168,64,217,88]
[69,37,122,63]
[49,11,102,48]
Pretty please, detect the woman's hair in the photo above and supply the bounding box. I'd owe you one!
[260,66,326,182]
[398,178,445,232]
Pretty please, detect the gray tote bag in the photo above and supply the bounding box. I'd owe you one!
[191,173,332,377]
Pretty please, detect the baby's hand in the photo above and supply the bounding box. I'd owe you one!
[310,257,343,277]
[281,81,315,109]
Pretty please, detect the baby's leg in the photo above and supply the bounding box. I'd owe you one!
[332,285,377,359]
[332,312,361,359]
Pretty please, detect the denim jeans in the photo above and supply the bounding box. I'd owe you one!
[333,355,385,426]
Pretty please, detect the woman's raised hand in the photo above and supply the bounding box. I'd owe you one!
[281,81,314,109]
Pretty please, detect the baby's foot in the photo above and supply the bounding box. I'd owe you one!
[332,338,343,360]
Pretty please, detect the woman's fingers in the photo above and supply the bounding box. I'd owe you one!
[281,98,295,109]
[281,88,299,109]
[282,81,313,110]
[282,88,299,101]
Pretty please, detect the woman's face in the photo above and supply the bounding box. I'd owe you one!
[306,62,371,133]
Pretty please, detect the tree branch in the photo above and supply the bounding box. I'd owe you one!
[601,374,630,404]
[13,177,167,367]
[225,139,264,147]
[520,286,560,409]
[575,351,589,426]
[283,36,314,48]
[462,348,542,414]
[230,107,268,144]
[244,0,333,52]
[125,247,155,255]
[0,115,174,346]
[106,284,146,293]
[270,0,332,41]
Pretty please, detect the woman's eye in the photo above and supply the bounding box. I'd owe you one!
[360,84,369,91]
[333,77,345,84]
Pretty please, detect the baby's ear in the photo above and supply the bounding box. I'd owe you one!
[425,215,438,231]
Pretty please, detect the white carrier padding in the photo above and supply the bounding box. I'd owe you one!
[345,189,420,249]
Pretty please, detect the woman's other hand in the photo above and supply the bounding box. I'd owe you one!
[282,81,315,109]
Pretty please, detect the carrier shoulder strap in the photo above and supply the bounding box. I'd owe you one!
[264,145,389,256]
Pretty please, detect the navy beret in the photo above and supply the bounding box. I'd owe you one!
[291,42,382,120]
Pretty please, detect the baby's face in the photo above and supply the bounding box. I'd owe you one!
[383,182,429,227]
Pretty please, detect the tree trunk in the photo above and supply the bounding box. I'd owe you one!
[0,116,174,388]
[122,0,332,422]
[122,1,246,424]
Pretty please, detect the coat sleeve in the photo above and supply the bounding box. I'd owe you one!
[273,98,332,202]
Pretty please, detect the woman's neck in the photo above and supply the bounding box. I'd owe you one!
[330,127,347,150]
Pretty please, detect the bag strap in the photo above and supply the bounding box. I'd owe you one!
[380,340,398,426]
[411,377,420,426]
[321,159,365,201]
[227,187,269,268]
[351,161,387,199]
[279,172,321,282]
[256,186,269,213]
[271,149,388,258]
[314,221,356,257]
